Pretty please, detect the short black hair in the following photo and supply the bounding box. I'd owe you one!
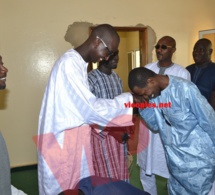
[92,24,120,44]
[128,67,156,91]
[195,38,212,49]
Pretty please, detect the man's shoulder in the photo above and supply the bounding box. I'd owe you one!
[145,62,157,68]
[88,69,101,85]
[169,75,191,87]
[111,70,121,77]
[186,62,215,71]
[55,49,86,69]
[207,62,215,69]
[88,69,98,75]
[145,62,187,71]
[186,64,195,70]
[170,63,189,72]
[61,48,80,59]
[172,63,187,70]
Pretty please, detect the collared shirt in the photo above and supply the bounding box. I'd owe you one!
[137,62,191,178]
[139,75,215,195]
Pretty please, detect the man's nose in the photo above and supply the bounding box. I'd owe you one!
[0,65,8,74]
[156,47,162,52]
[104,55,110,61]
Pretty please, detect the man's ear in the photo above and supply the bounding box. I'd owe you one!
[95,38,101,47]
[172,47,176,54]
[209,48,213,55]
[94,37,100,48]
[146,77,155,85]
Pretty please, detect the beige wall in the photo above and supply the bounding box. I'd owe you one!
[0,0,215,167]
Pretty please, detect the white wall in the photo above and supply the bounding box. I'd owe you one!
[0,0,215,167]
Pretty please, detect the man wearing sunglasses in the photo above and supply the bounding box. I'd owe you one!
[37,24,139,195]
[137,36,190,195]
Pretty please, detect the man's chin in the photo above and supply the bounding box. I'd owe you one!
[0,85,6,90]
[0,86,6,90]
[194,61,202,65]
[193,57,202,64]
[111,64,117,69]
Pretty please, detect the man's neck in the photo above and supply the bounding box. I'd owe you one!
[196,60,211,68]
[157,61,174,68]
[157,75,169,90]
[157,61,174,75]
[75,43,90,63]
[98,65,112,75]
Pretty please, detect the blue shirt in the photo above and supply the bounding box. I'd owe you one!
[139,75,215,195]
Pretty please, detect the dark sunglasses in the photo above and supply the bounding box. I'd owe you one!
[155,44,173,50]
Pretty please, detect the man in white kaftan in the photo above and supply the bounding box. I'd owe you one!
[36,24,134,195]
[129,67,215,195]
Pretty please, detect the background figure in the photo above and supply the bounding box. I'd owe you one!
[129,67,215,195]
[0,55,11,195]
[186,38,215,110]
[0,133,11,195]
[0,56,8,89]
[137,36,190,195]
[88,51,130,181]
[37,24,136,195]
[0,56,27,195]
